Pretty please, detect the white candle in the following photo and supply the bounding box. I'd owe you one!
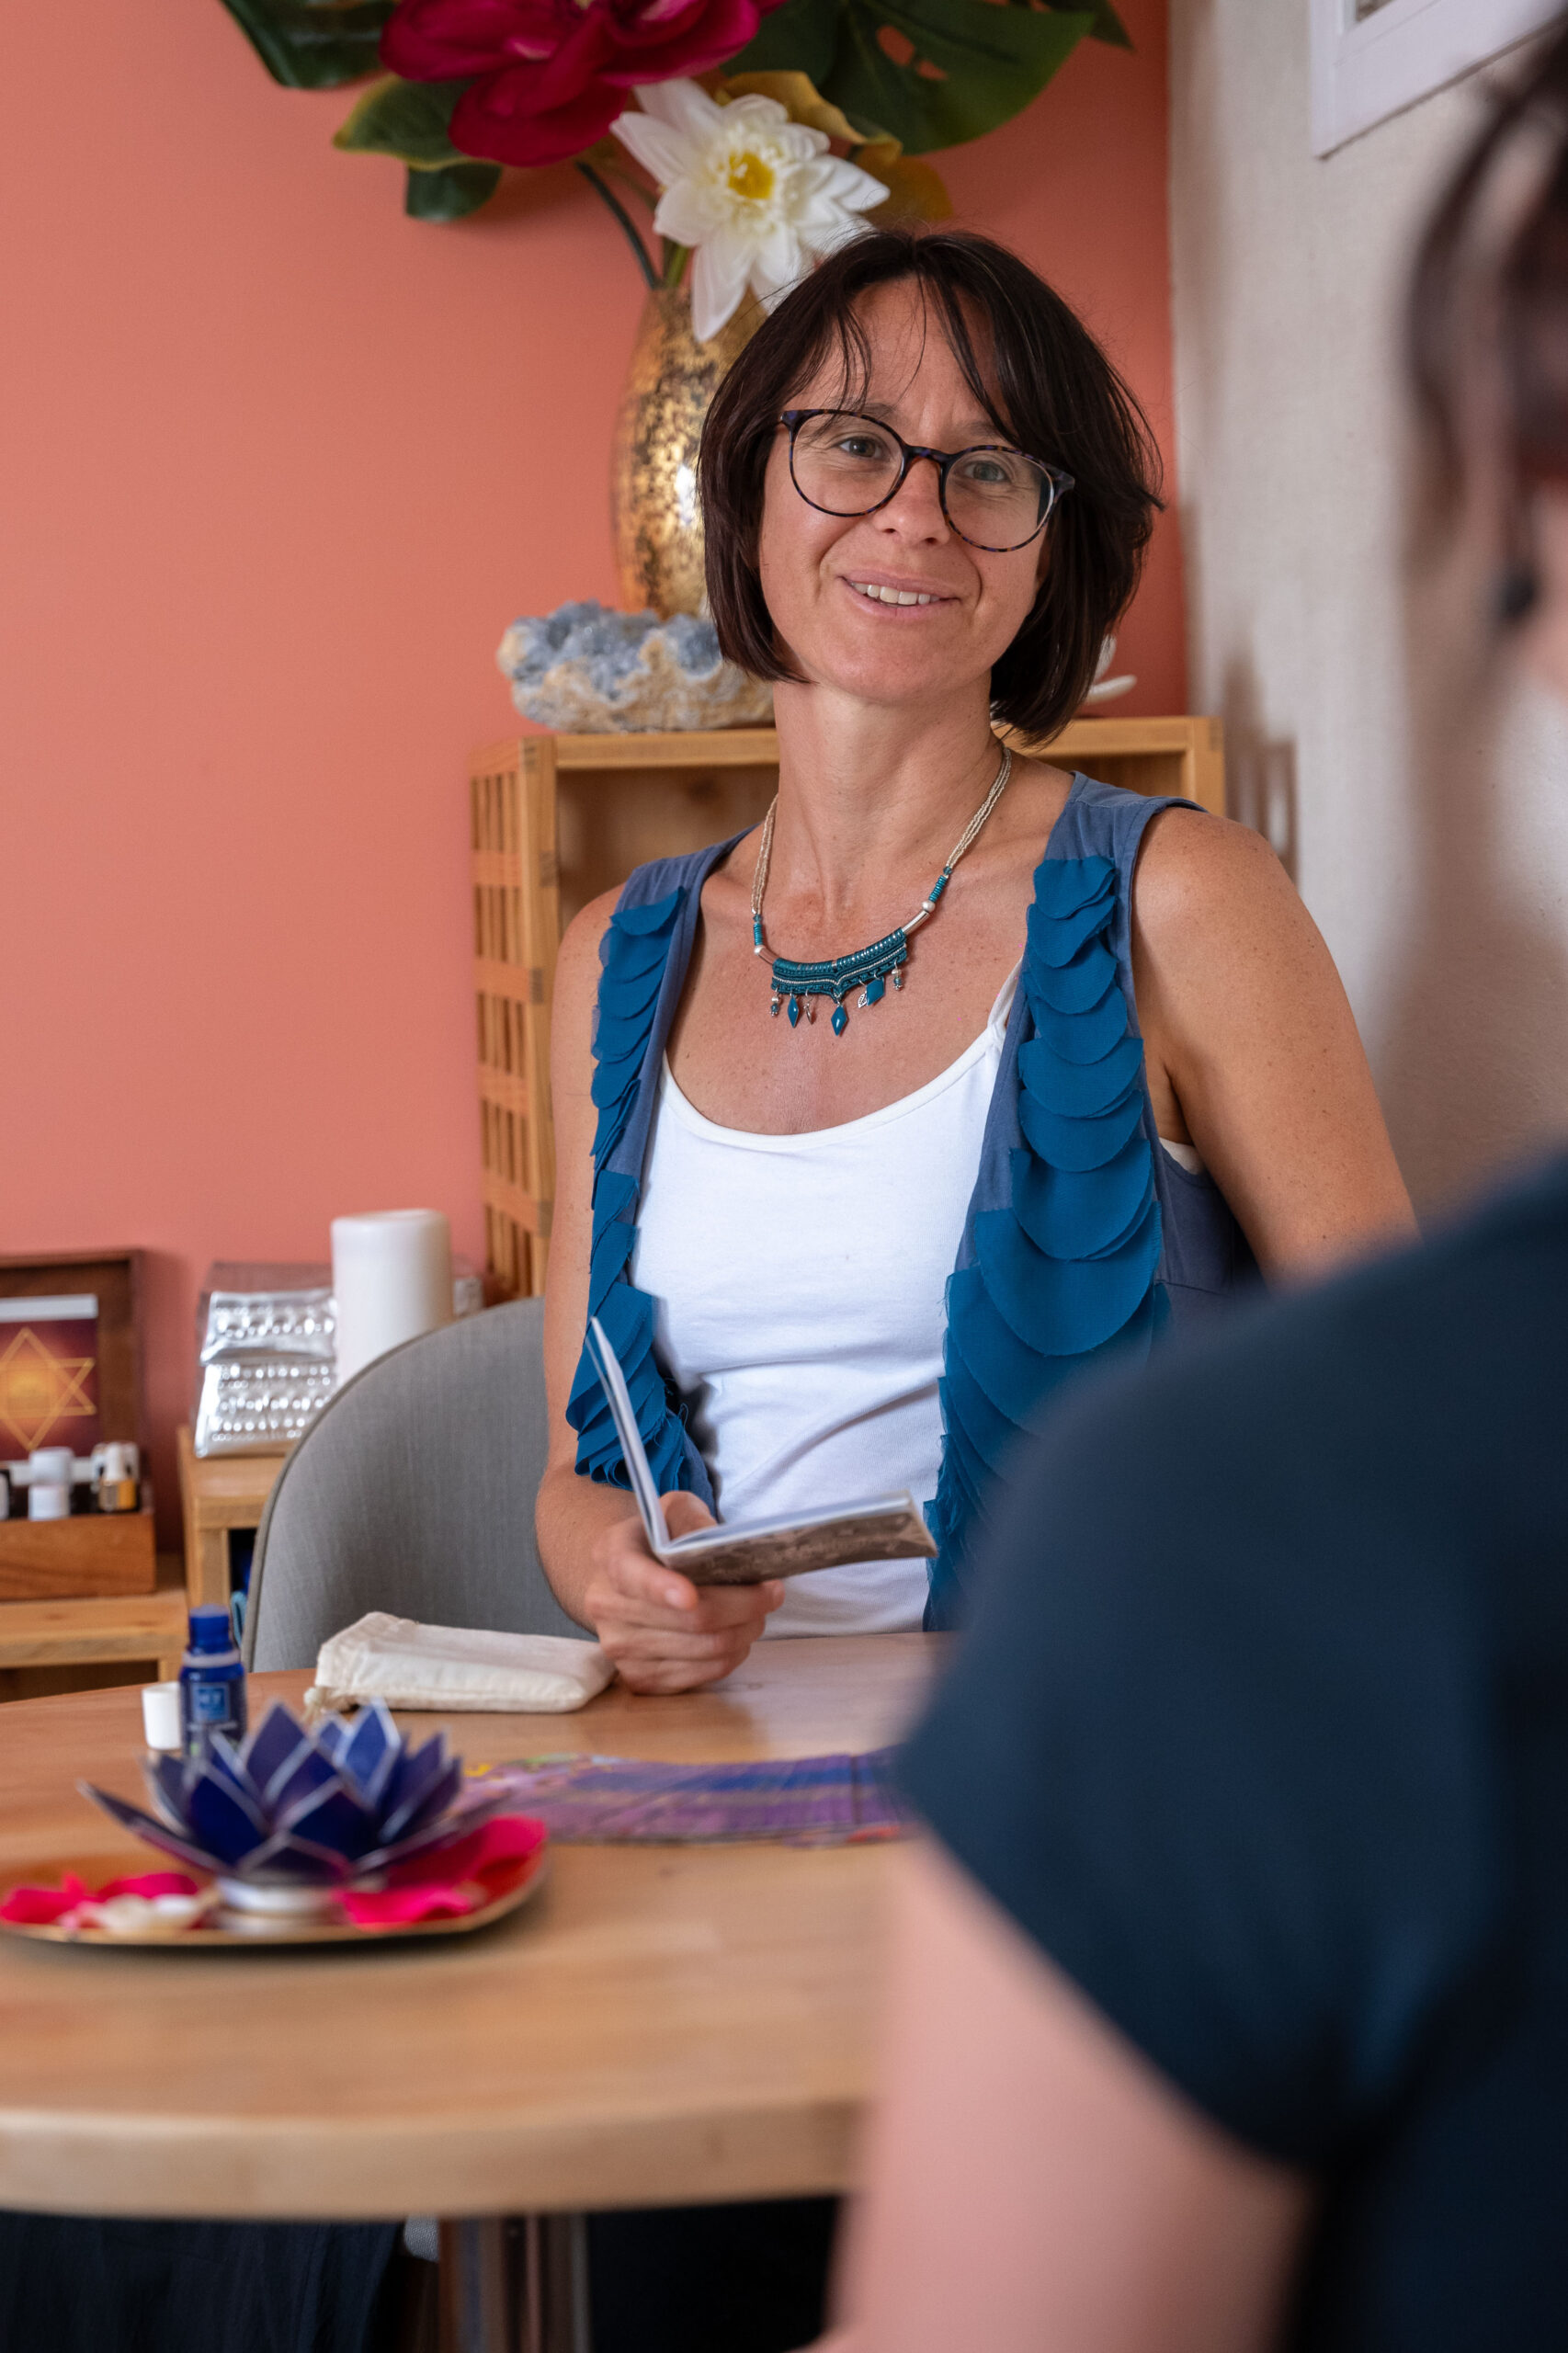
[331,1211,453,1388]
[142,1681,182,1753]
[28,1447,74,1520]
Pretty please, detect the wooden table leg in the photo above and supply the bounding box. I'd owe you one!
[438,2217,588,2353]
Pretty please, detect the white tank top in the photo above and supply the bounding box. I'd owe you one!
[631,968,1020,1635]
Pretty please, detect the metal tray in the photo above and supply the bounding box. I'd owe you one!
[0,1847,548,1948]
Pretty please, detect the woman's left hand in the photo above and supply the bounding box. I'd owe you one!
[584,1489,786,1694]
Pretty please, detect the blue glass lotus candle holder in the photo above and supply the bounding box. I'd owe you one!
[83,1699,509,1919]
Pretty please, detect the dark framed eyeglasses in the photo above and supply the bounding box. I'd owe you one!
[779,408,1073,552]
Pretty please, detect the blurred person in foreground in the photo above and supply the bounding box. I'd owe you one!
[813,29,1568,2353]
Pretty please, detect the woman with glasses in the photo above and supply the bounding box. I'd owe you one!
[537,226,1414,1695]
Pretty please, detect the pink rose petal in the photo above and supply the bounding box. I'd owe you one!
[341,1814,546,1929]
[2,1870,202,1927]
[381,0,785,169]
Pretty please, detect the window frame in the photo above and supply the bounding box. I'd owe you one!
[1310,0,1561,156]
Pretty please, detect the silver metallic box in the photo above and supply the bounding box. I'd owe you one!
[194,1263,335,1458]
[192,1259,485,1456]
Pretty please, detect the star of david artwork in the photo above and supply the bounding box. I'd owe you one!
[0,1320,100,1454]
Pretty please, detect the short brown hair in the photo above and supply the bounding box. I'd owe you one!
[699,226,1163,741]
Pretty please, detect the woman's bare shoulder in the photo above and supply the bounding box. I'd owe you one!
[552,888,623,1066]
[693,823,763,925]
[996,755,1074,852]
[557,887,620,981]
[1132,805,1296,947]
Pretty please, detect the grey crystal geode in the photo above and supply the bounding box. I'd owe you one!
[496,600,773,733]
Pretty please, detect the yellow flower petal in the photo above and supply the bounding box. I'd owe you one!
[860,151,954,224]
[720,72,867,153]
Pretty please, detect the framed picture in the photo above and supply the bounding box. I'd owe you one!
[0,1250,154,1600]
[0,1251,146,1460]
[1311,0,1562,156]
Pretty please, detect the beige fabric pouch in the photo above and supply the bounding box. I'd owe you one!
[305,1610,614,1718]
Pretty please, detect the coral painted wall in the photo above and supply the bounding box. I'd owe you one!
[0,0,1179,1543]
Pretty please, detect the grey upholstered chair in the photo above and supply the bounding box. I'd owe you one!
[244,1297,585,1671]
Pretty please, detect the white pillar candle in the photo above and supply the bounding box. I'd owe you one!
[28,1447,74,1520]
[331,1211,453,1388]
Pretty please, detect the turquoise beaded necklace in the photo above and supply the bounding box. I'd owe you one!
[750,745,1013,1035]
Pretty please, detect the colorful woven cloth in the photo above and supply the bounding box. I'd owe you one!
[480,1749,911,1846]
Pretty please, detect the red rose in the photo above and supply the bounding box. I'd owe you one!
[381,0,782,168]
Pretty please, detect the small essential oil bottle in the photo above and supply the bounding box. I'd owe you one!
[179,1604,247,1760]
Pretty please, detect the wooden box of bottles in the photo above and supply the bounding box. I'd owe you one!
[0,1250,156,1601]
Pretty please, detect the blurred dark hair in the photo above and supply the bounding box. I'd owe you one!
[1410,19,1568,603]
[699,226,1163,740]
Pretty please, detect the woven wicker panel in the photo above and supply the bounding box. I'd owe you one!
[472,743,558,1298]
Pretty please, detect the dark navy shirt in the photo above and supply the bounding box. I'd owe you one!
[902,1156,1568,2351]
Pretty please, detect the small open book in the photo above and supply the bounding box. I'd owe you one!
[586,1316,937,1587]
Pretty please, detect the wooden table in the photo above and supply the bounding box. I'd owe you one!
[176,1425,286,1608]
[0,1633,937,2344]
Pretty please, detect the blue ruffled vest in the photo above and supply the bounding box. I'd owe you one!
[566,772,1257,1628]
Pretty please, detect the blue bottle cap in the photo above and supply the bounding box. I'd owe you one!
[187,1605,234,1654]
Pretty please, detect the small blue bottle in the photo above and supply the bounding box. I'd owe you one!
[179,1604,247,1759]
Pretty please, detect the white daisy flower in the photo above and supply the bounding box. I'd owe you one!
[612,79,888,343]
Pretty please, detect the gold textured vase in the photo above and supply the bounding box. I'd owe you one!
[610,288,759,619]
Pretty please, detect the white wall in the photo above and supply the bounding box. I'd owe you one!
[1170,0,1568,1211]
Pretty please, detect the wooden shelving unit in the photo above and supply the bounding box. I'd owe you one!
[472,715,1225,1299]
[176,1427,286,1611]
[0,1552,187,1704]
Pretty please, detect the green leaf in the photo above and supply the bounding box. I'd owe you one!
[216,0,394,91]
[729,0,1098,156]
[335,75,471,167]
[827,0,1095,154]
[728,0,842,90]
[997,0,1129,33]
[403,160,503,221]
[1083,1,1133,46]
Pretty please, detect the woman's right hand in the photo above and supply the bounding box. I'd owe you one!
[584,1490,785,1695]
[538,892,784,1692]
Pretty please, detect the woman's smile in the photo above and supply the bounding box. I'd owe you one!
[839,569,963,612]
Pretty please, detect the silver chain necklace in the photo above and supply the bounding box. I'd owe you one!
[750,744,1013,1035]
